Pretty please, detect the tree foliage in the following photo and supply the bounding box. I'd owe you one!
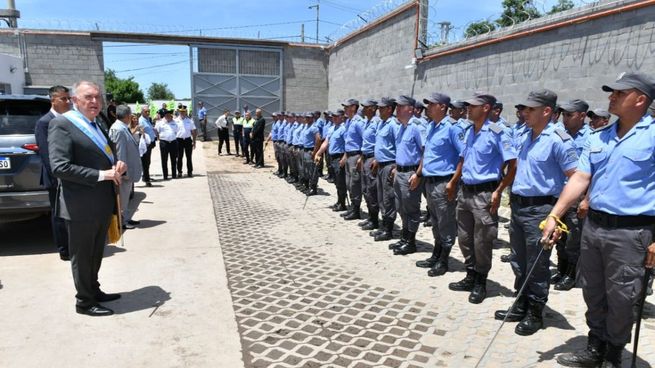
[465,20,497,38]
[104,69,144,103]
[548,0,575,14]
[496,0,541,27]
[147,82,175,100]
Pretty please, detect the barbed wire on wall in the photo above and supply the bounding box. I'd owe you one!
[324,0,413,43]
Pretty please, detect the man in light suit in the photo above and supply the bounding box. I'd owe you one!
[35,85,71,260]
[49,81,126,317]
[109,105,143,230]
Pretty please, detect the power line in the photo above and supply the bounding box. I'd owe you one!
[114,60,190,73]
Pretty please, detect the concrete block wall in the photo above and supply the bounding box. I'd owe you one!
[0,31,104,94]
[327,2,655,117]
[283,45,329,113]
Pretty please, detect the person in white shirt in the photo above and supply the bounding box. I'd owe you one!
[174,106,197,178]
[155,109,179,180]
[214,109,231,155]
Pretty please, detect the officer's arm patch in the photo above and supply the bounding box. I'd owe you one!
[488,123,504,134]
[555,129,572,141]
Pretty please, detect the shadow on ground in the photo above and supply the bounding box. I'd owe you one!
[110,285,172,315]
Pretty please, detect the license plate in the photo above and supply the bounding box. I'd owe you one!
[0,156,10,170]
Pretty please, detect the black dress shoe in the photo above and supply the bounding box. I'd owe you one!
[59,253,70,261]
[76,304,114,317]
[145,182,153,187]
[122,224,135,230]
[127,220,140,225]
[96,292,121,302]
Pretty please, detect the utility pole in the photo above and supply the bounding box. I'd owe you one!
[308,2,319,43]
[301,24,305,43]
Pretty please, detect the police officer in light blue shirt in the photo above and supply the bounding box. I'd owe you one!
[545,72,655,368]
[449,92,517,305]
[138,106,156,186]
[358,99,381,231]
[268,113,281,175]
[315,109,348,211]
[322,111,336,182]
[414,92,465,277]
[390,95,425,256]
[285,113,300,183]
[370,97,400,242]
[301,112,321,195]
[495,89,578,337]
[551,99,592,291]
[292,116,307,188]
[341,98,366,221]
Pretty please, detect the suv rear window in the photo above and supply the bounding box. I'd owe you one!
[0,100,51,135]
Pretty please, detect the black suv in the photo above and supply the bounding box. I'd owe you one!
[0,95,51,222]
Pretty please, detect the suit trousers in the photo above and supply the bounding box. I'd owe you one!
[48,185,69,256]
[218,127,231,154]
[253,139,264,166]
[233,125,243,155]
[66,216,111,307]
[140,142,155,183]
[119,177,135,223]
[176,137,193,175]
[456,189,498,275]
[159,140,178,179]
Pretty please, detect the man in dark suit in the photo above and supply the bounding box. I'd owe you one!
[35,85,71,260]
[251,108,266,168]
[48,81,126,317]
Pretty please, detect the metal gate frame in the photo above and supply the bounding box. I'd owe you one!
[190,43,283,138]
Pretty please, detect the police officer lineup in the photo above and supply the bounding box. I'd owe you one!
[261,71,655,368]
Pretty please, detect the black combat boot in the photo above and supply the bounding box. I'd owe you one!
[306,186,318,196]
[600,343,624,368]
[361,215,379,231]
[449,269,476,292]
[394,231,416,255]
[358,218,371,227]
[427,246,451,277]
[388,229,408,249]
[468,272,488,304]
[555,263,576,291]
[515,300,544,335]
[557,333,606,367]
[494,294,527,322]
[344,207,361,220]
[332,202,347,212]
[416,242,441,268]
[374,221,394,241]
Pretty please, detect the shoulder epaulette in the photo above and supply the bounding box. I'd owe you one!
[488,122,505,134]
[554,128,572,141]
[591,122,614,133]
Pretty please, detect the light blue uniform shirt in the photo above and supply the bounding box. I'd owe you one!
[361,116,381,155]
[511,122,528,149]
[197,107,207,120]
[413,116,430,144]
[323,120,333,139]
[457,118,473,131]
[578,114,655,216]
[279,121,289,142]
[302,124,319,148]
[422,117,465,177]
[511,123,578,197]
[395,121,424,166]
[328,124,346,155]
[292,124,304,146]
[271,120,280,140]
[344,115,365,152]
[567,123,591,157]
[374,116,400,163]
[138,116,156,141]
[315,118,326,140]
[284,122,296,144]
[460,121,517,185]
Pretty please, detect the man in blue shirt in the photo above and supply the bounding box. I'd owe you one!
[551,99,591,291]
[413,101,431,227]
[292,115,306,188]
[448,92,517,304]
[389,95,424,256]
[313,110,326,180]
[358,99,381,231]
[267,112,281,175]
[138,106,156,187]
[301,112,321,195]
[341,99,366,221]
[322,111,336,183]
[494,89,577,337]
[414,92,465,276]
[197,101,208,141]
[544,72,655,368]
[369,98,399,241]
[587,108,611,130]
[315,110,347,210]
[285,113,300,183]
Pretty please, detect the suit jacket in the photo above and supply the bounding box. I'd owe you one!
[35,111,56,188]
[109,121,142,181]
[252,117,266,141]
[48,115,116,221]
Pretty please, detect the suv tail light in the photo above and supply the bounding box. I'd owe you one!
[22,143,39,152]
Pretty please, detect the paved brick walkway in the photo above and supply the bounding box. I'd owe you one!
[206,152,654,368]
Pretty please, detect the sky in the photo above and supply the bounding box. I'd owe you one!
[11,0,569,99]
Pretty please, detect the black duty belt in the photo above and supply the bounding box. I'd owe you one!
[363,152,375,159]
[396,165,419,173]
[378,161,394,168]
[510,194,556,207]
[346,150,362,157]
[423,174,453,183]
[462,181,499,193]
[303,147,313,152]
[330,153,343,159]
[588,209,655,228]
[294,145,303,149]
